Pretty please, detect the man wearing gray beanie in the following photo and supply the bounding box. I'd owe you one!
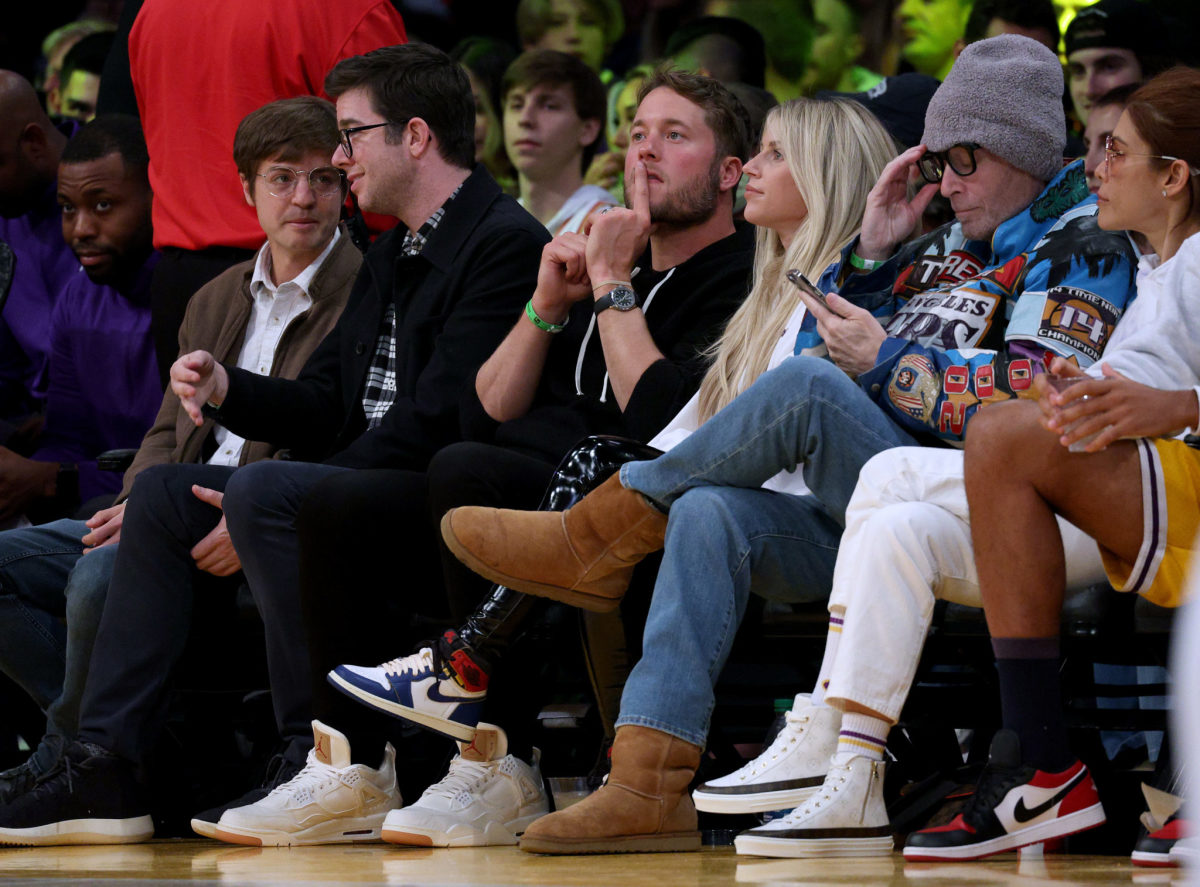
[690,32,1142,859]
[424,33,1142,861]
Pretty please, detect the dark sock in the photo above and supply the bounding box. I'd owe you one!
[992,636,1075,772]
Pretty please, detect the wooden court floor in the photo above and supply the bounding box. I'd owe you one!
[0,842,1189,886]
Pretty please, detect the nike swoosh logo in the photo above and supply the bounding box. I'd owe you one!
[1012,769,1087,823]
[425,684,478,704]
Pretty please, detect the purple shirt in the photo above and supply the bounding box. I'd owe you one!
[34,253,163,502]
[0,184,79,418]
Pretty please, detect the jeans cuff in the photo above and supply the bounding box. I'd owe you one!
[615,713,707,748]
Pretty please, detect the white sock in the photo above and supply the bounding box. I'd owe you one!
[834,711,889,765]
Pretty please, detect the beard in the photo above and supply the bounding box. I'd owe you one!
[631,158,722,229]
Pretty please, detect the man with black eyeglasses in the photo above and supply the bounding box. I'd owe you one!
[426,34,1142,857]
[0,48,547,847]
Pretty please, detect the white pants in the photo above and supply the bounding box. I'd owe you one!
[822,447,1109,722]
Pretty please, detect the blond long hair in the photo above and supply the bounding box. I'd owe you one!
[695,98,897,422]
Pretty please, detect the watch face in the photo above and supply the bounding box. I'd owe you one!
[610,286,637,310]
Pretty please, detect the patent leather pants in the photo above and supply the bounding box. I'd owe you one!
[455,435,662,665]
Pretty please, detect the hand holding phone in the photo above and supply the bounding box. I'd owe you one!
[786,269,831,311]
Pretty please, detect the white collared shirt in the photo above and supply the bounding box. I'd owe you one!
[207,228,340,466]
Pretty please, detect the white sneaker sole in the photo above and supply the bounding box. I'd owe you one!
[328,671,478,742]
[735,832,894,858]
[693,783,821,814]
[902,802,1106,861]
[190,818,218,839]
[214,813,387,847]
[383,811,545,847]
[0,815,154,846]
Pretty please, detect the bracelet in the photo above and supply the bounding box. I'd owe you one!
[525,299,567,334]
[592,279,632,293]
[848,250,884,272]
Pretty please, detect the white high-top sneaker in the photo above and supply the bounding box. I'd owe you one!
[734,756,893,858]
[214,721,400,847]
[693,694,840,814]
[382,723,549,847]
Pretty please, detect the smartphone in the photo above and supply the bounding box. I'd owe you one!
[786,269,830,310]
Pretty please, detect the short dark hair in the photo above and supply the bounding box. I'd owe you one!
[325,43,475,169]
[516,0,624,53]
[502,50,606,170]
[233,96,340,185]
[637,67,752,163]
[60,30,115,85]
[61,113,148,178]
[964,0,1059,45]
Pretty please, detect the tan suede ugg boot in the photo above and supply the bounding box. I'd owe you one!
[519,725,702,854]
[440,474,667,612]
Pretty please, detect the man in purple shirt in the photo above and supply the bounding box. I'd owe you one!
[0,115,160,524]
[0,71,79,433]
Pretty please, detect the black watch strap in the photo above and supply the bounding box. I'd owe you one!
[594,285,639,314]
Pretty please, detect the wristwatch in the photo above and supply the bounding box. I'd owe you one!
[594,284,638,314]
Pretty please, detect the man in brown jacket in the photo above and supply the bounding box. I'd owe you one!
[0,96,357,811]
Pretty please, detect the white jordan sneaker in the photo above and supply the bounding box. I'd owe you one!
[382,723,548,847]
[213,720,400,847]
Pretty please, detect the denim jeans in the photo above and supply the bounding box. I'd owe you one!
[614,356,919,746]
[0,518,118,772]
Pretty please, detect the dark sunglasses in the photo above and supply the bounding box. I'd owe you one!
[917,143,982,184]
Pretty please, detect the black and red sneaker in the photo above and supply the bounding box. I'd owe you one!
[1132,815,1188,867]
[903,730,1105,861]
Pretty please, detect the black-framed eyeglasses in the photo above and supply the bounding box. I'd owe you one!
[917,143,982,184]
[256,165,346,199]
[339,120,404,158]
[1104,134,1200,175]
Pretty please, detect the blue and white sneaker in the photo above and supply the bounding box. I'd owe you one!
[328,631,487,741]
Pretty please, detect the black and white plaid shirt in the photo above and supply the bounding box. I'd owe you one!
[361,186,462,429]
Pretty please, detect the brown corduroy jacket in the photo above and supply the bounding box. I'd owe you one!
[116,231,360,501]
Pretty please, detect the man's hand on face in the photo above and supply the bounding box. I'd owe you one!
[585,161,652,284]
[0,447,57,522]
[858,145,939,262]
[171,350,229,427]
[189,485,241,576]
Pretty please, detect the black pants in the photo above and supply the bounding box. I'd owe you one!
[77,464,240,766]
[151,246,254,386]
[295,444,553,760]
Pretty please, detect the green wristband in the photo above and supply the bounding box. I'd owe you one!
[848,250,884,272]
[525,299,567,333]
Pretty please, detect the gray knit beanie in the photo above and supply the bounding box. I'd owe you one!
[922,34,1065,183]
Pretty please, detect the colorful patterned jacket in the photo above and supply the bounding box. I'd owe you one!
[815,160,1138,444]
